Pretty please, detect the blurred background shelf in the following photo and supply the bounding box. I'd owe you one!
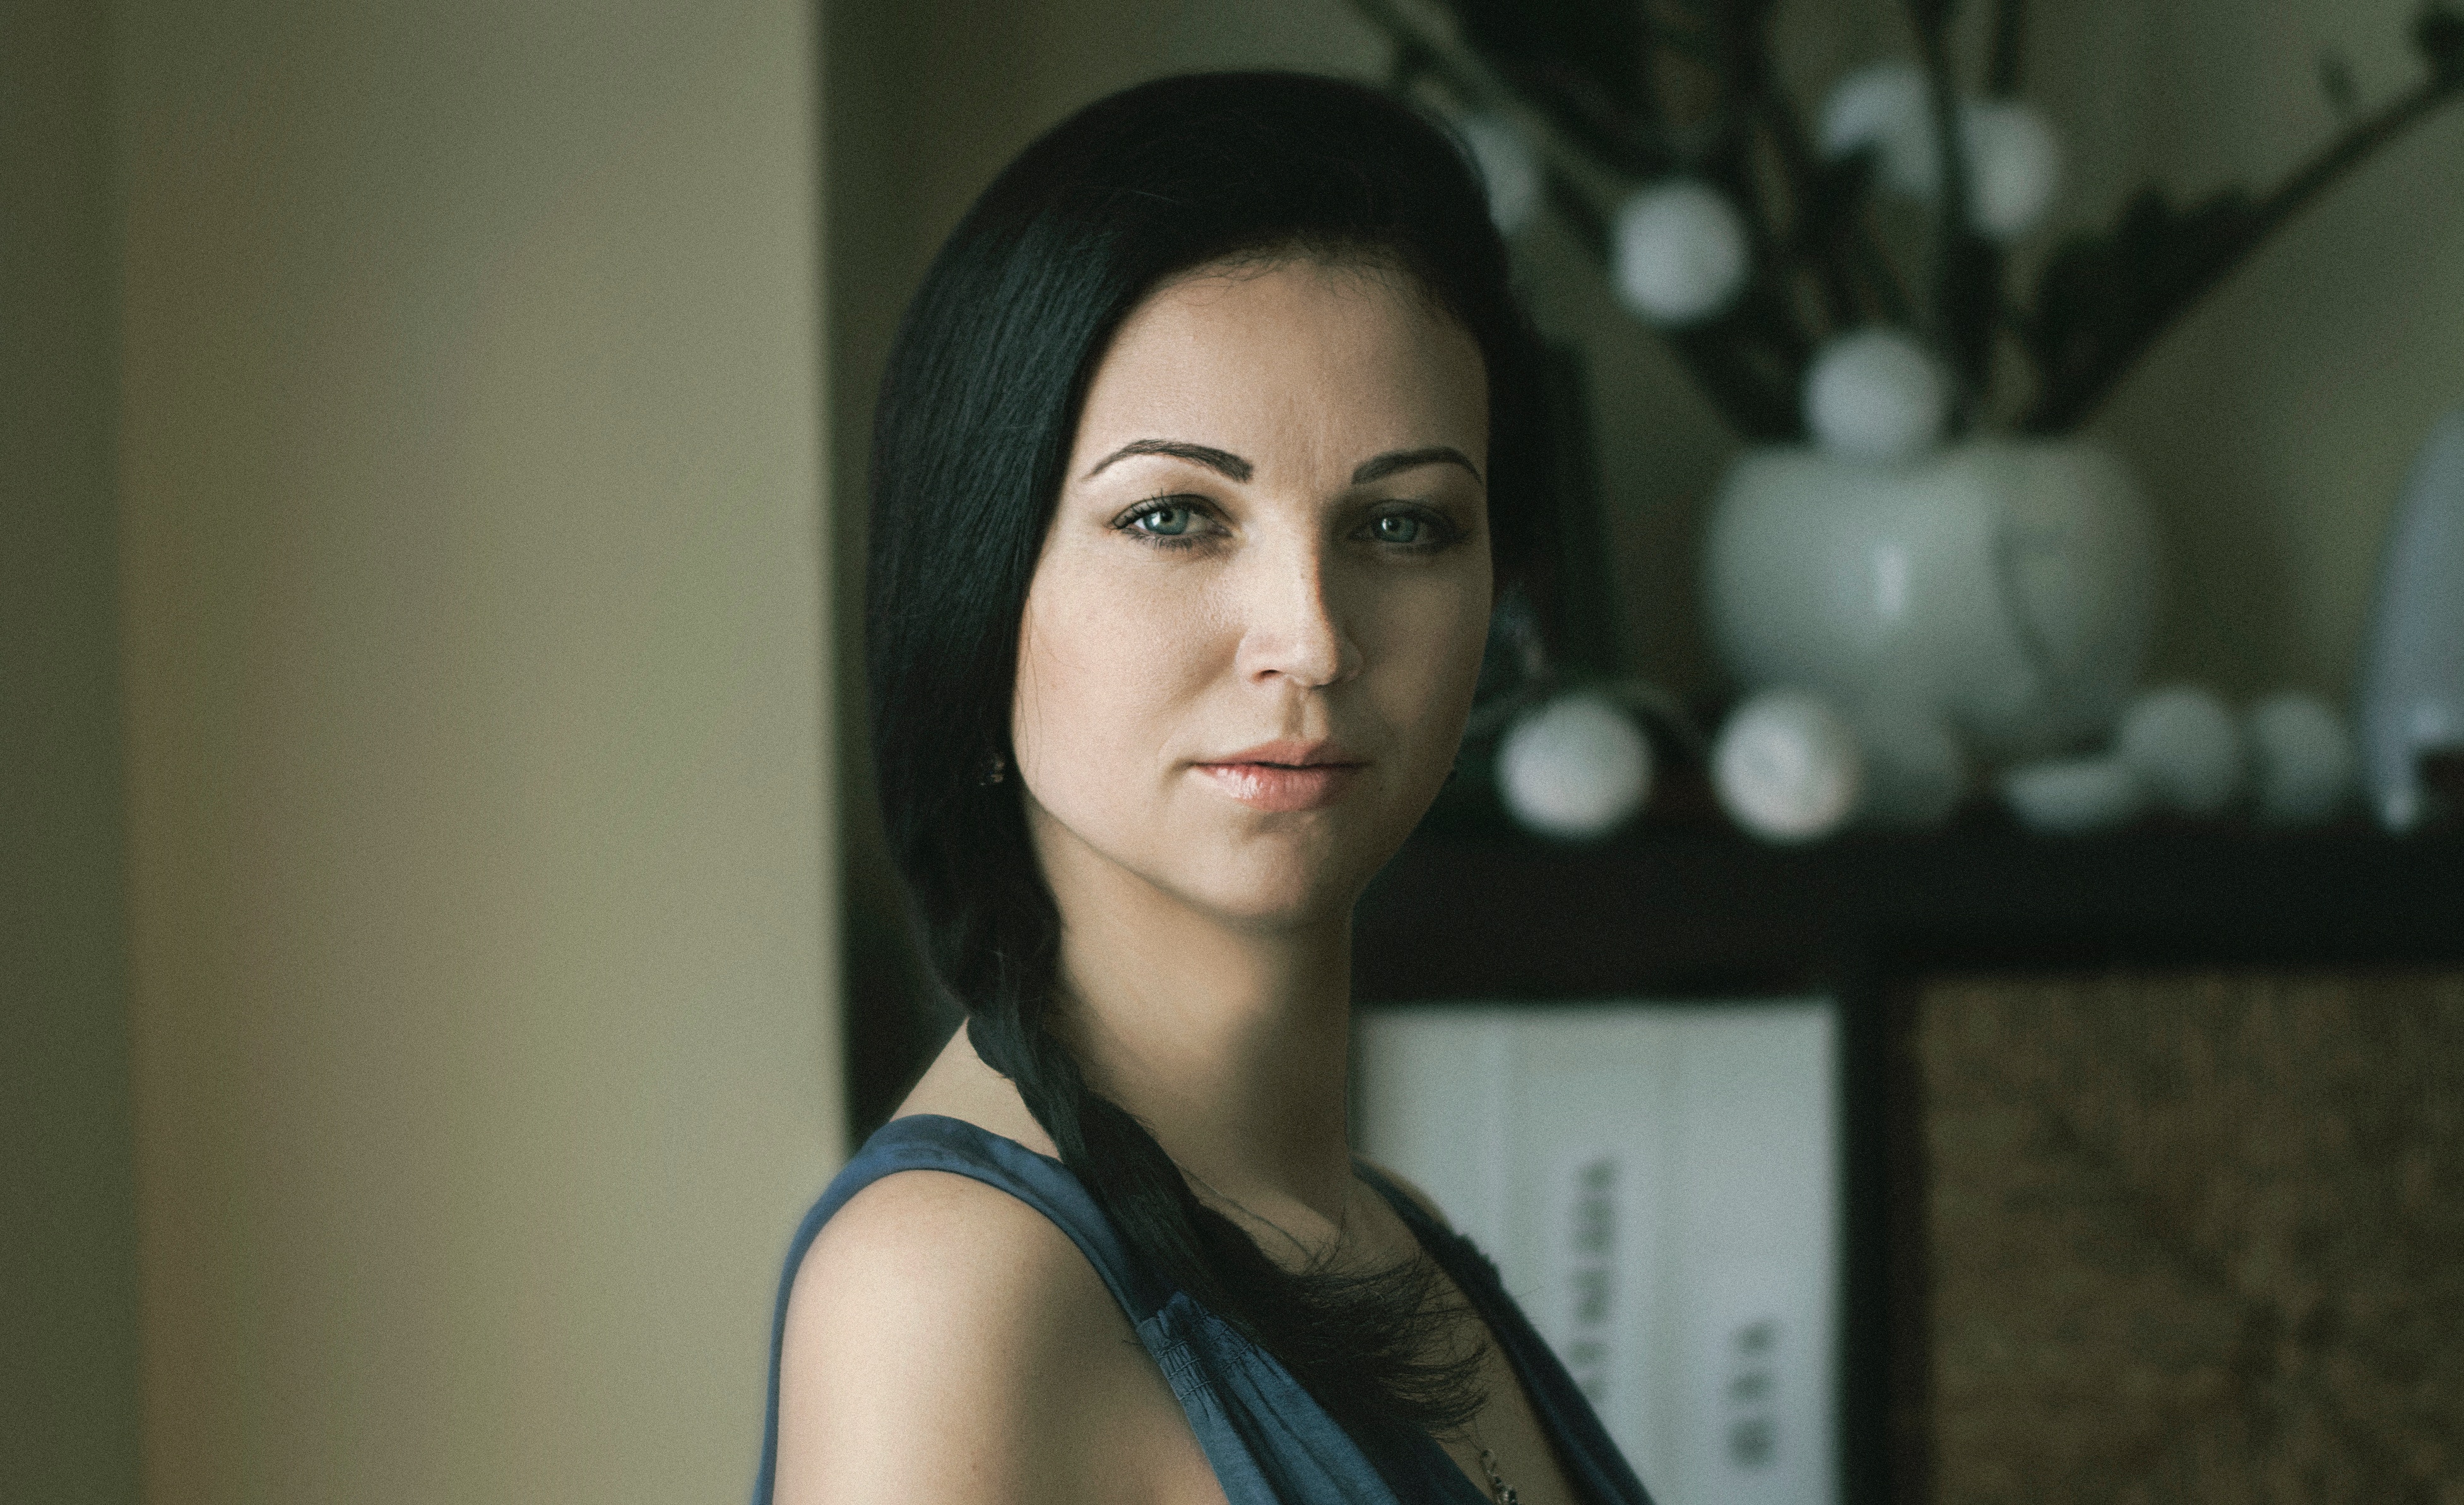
[1354,819,2464,1003]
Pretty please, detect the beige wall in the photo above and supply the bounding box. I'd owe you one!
[113,1,839,1500]
[831,0,2464,707]
[3,1,143,1500]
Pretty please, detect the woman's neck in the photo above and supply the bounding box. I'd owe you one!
[1048,874,1358,1231]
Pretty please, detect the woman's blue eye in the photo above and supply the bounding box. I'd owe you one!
[1372,512,1425,544]
[1133,503,1194,537]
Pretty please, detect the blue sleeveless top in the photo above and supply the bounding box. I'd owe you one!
[752,1114,1655,1504]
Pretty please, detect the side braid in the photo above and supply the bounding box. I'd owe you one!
[952,857,1488,1441]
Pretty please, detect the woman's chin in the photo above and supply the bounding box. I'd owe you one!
[1030,785,1423,931]
[1170,835,1393,931]
[1197,884,1360,934]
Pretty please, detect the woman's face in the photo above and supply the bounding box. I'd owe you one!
[1012,256,1493,930]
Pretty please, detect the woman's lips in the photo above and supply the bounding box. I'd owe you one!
[1191,760,1365,812]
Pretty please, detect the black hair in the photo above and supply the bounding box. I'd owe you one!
[866,71,1544,1443]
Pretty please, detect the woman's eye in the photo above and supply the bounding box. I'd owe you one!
[1365,508,1456,549]
[1371,513,1426,545]
[1130,503,1195,538]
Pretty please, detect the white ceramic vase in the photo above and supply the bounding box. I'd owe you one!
[2358,408,2464,831]
[1705,437,2159,759]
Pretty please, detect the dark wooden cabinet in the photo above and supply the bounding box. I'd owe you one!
[1351,825,2464,1505]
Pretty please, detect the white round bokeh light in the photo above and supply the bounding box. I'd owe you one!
[2116,685,2244,816]
[1496,693,1655,841]
[1804,328,1950,462]
[1960,100,2063,241]
[1817,61,2063,241]
[1818,61,1938,199]
[1612,179,1750,328]
[1712,689,1864,843]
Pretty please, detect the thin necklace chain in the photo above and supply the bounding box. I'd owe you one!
[1464,1405,1522,1504]
[1475,1441,1521,1504]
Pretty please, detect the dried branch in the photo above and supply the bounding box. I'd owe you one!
[1345,0,1500,110]
[1361,0,2464,444]
[1347,0,1666,172]
[1500,58,1677,177]
[2019,56,2464,432]
[1406,0,1674,175]
[1540,164,1806,439]
[1716,0,1862,334]
[1987,0,2029,97]
[1909,0,2002,427]
[1343,0,1803,437]
[2318,48,2360,121]
[1699,7,1825,367]
[1843,174,1920,326]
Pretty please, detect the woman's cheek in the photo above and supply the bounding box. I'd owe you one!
[1388,578,1490,748]
[1013,555,1207,801]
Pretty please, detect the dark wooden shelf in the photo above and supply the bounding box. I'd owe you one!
[1354,822,2464,1002]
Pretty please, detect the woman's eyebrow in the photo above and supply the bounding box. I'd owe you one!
[1082,439,1252,482]
[1351,446,1481,485]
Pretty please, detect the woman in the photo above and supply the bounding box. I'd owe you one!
[756,73,1652,1505]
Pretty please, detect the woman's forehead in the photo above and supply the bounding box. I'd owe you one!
[1069,259,1488,474]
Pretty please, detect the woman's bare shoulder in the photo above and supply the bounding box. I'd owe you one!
[770,1166,1177,1505]
[793,1163,1094,1309]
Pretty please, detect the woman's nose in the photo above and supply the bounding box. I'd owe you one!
[1231,538,1360,689]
